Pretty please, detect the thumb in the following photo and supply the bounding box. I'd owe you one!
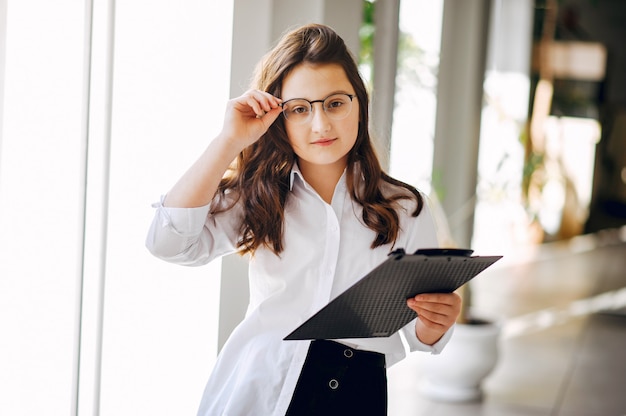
[258,106,283,128]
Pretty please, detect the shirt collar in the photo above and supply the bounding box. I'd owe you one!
[289,163,303,191]
[288,162,350,192]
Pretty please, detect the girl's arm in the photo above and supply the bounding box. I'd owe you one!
[407,292,462,345]
[163,90,282,208]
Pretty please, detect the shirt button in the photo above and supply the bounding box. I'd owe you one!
[329,379,339,390]
[344,349,353,358]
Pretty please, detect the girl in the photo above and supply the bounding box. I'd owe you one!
[146,23,461,416]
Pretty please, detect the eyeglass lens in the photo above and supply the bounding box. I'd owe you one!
[282,94,353,124]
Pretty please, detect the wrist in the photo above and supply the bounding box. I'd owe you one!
[415,321,445,346]
[211,133,246,160]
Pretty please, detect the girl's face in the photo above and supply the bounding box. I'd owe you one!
[281,63,359,176]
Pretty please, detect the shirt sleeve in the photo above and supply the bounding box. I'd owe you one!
[145,195,240,266]
[400,319,455,354]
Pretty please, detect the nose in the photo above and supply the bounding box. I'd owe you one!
[310,102,331,133]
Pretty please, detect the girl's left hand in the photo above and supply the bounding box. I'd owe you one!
[406,292,462,345]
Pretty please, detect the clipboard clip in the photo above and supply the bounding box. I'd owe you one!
[388,248,406,260]
[414,248,474,257]
[388,248,475,261]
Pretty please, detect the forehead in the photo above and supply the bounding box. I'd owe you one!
[282,63,353,100]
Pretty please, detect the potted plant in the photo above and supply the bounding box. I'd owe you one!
[418,282,501,402]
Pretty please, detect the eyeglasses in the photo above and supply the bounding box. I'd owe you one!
[281,93,355,125]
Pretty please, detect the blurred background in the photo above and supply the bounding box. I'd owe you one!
[0,0,624,415]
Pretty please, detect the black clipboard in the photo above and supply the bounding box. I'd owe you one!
[284,248,502,340]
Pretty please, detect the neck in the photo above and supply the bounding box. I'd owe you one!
[299,159,347,204]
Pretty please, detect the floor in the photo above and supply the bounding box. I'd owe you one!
[387,227,626,416]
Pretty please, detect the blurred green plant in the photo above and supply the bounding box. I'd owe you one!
[359,0,437,93]
[359,0,375,67]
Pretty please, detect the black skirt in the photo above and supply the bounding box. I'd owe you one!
[285,340,387,416]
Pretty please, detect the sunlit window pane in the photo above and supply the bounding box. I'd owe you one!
[389,0,444,193]
[0,2,233,415]
[0,2,86,414]
[99,2,232,415]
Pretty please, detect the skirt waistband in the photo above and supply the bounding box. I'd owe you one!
[308,339,386,368]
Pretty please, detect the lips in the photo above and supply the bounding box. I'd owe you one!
[312,138,336,145]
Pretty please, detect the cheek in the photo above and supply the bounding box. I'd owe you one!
[285,127,311,158]
[343,116,360,146]
[284,125,299,148]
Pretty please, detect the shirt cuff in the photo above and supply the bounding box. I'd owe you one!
[402,319,455,355]
[152,195,211,237]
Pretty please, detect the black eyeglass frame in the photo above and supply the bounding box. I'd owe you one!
[280,93,356,123]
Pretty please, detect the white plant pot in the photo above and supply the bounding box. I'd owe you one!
[419,320,501,402]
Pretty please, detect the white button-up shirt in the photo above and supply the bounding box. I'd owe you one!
[146,165,452,416]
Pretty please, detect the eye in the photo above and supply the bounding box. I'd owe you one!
[325,96,349,110]
[291,105,309,115]
[284,100,310,116]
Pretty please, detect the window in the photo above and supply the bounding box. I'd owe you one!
[389,0,444,193]
[0,1,233,414]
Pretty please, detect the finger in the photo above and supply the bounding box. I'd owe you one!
[243,96,267,118]
[415,307,453,324]
[407,298,460,323]
[246,89,282,105]
[408,301,449,320]
[410,303,452,318]
[242,90,282,116]
[417,315,450,335]
[412,292,460,306]
[230,94,268,118]
[407,295,459,312]
[257,106,283,127]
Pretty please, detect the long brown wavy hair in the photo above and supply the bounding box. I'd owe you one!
[212,23,423,256]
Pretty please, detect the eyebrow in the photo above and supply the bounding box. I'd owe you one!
[281,90,355,101]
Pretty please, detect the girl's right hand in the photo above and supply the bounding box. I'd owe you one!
[220,89,283,150]
[162,90,282,209]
